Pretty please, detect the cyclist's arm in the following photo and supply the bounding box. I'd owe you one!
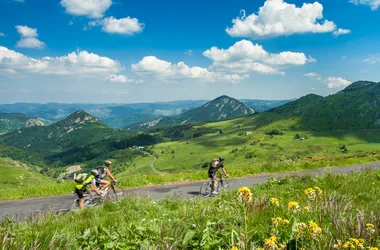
[220,167,229,177]
[105,168,117,182]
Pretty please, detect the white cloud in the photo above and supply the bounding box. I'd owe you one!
[333,28,351,36]
[203,40,313,75]
[0,46,122,77]
[226,0,340,39]
[132,56,248,84]
[304,72,321,80]
[349,0,380,10]
[184,50,192,56]
[324,77,351,88]
[60,0,112,18]
[107,74,137,83]
[69,21,74,26]
[16,38,45,49]
[363,55,380,64]
[0,32,5,37]
[13,0,24,2]
[16,25,37,37]
[15,25,45,49]
[89,16,144,35]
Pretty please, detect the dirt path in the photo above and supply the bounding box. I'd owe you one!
[0,161,379,220]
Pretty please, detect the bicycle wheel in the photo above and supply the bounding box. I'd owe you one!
[105,186,125,203]
[217,180,229,192]
[200,182,212,197]
[71,199,79,210]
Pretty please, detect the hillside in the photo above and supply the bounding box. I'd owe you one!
[129,95,255,130]
[240,99,291,112]
[268,81,380,130]
[0,111,129,156]
[0,113,34,133]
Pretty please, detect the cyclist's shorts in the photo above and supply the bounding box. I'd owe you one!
[208,171,217,180]
[75,188,85,199]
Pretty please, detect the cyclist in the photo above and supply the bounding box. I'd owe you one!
[74,170,102,209]
[96,160,118,194]
[208,156,229,195]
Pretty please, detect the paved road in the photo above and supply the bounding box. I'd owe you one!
[1,161,379,220]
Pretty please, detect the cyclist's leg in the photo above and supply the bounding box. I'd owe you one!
[75,189,85,209]
[98,179,110,191]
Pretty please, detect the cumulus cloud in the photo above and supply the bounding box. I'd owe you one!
[349,0,380,10]
[132,56,248,84]
[226,0,347,39]
[333,28,351,36]
[89,16,144,35]
[203,40,314,75]
[0,32,5,37]
[60,0,112,18]
[363,55,380,64]
[15,25,45,49]
[324,77,351,88]
[0,46,122,77]
[107,74,139,83]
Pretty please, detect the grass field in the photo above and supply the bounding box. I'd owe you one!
[0,158,72,200]
[1,170,379,249]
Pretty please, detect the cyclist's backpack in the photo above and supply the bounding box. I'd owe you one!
[96,166,106,177]
[74,173,88,184]
[210,158,219,168]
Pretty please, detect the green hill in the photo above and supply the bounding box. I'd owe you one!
[0,111,130,156]
[129,95,255,130]
[268,81,380,130]
[0,113,34,133]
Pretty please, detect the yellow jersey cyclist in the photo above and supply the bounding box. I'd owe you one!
[74,170,102,209]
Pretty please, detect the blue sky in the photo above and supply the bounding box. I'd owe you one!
[0,0,379,103]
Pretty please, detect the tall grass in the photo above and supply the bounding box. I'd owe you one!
[1,170,379,249]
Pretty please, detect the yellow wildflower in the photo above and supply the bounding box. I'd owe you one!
[264,236,278,250]
[236,187,252,202]
[350,238,365,249]
[231,246,238,250]
[279,242,287,250]
[343,241,355,249]
[288,201,299,211]
[304,188,315,199]
[366,223,375,234]
[303,206,312,212]
[294,223,307,238]
[308,221,322,238]
[283,219,289,224]
[270,197,280,207]
[257,248,264,250]
[369,248,379,250]
[314,186,323,195]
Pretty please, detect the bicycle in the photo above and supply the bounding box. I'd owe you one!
[71,182,125,210]
[102,181,125,203]
[200,173,229,197]
[71,192,101,210]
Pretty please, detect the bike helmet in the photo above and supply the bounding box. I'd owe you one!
[219,156,225,161]
[105,160,112,166]
[91,169,99,176]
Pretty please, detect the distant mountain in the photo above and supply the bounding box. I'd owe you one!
[0,101,208,128]
[0,111,162,166]
[240,99,291,112]
[0,99,288,129]
[129,96,255,130]
[0,113,35,133]
[0,111,124,156]
[269,81,380,130]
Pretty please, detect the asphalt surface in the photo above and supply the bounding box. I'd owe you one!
[0,161,379,221]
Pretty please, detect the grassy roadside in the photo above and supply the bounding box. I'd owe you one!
[1,170,379,249]
[1,151,380,200]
